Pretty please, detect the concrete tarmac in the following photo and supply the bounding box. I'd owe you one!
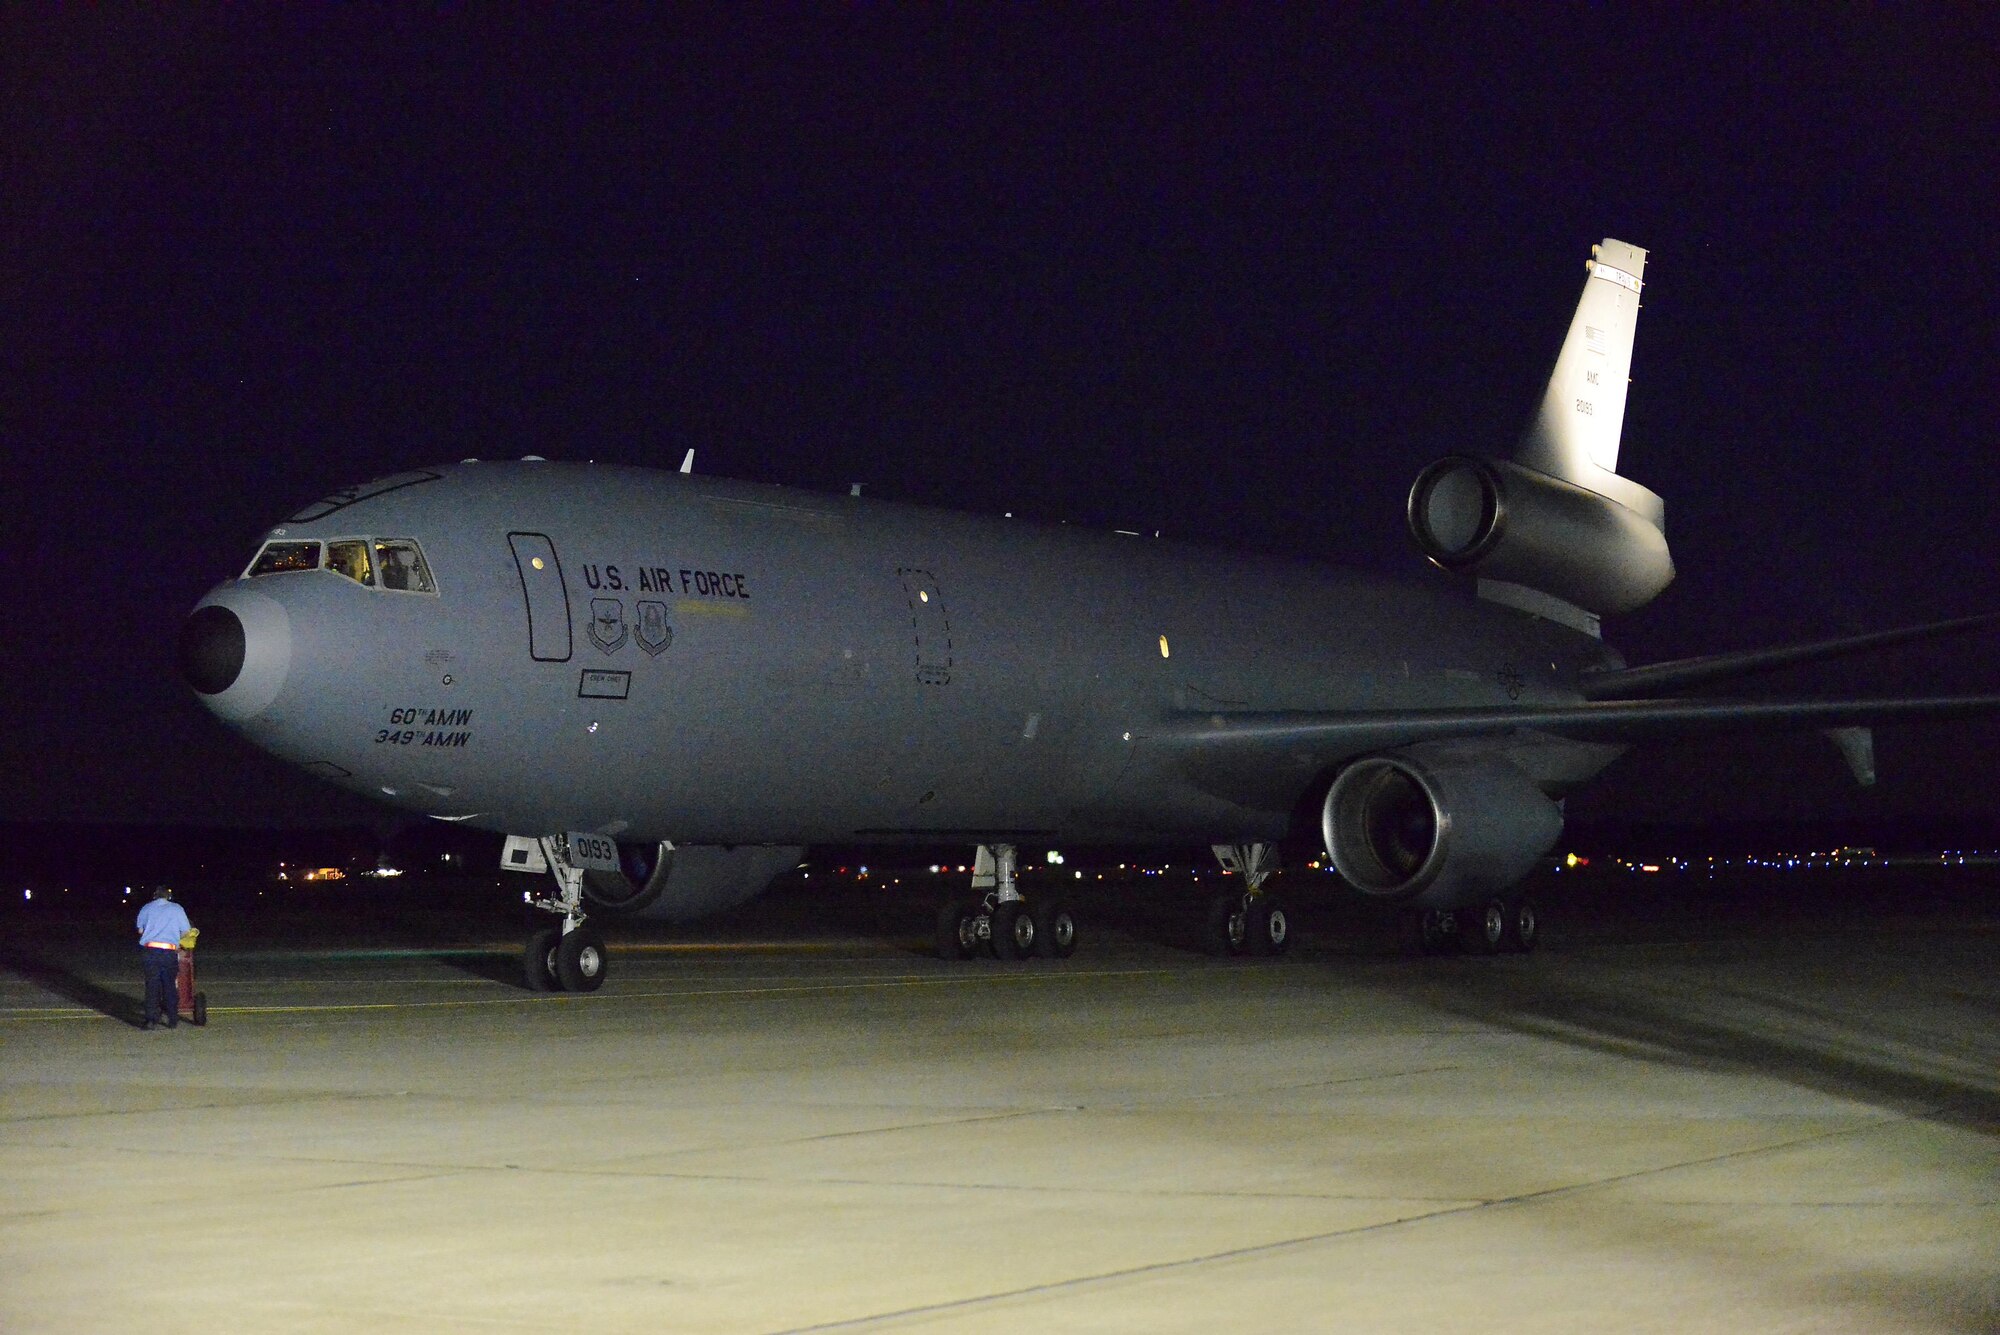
[4,899,1997,1332]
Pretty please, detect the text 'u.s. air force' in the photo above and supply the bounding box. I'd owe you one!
[582,563,750,599]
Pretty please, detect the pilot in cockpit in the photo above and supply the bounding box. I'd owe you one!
[327,540,372,585]
[377,545,410,590]
[243,536,433,593]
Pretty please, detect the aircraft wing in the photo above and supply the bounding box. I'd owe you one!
[1158,693,2000,752]
[1155,695,2000,808]
[1579,612,2000,700]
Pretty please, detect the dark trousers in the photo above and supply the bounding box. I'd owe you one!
[142,947,180,1025]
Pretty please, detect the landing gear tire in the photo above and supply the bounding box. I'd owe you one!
[990,900,1036,960]
[1463,898,1508,955]
[936,897,979,960]
[524,927,560,991]
[1504,896,1539,953]
[555,927,607,992]
[192,993,207,1027]
[1408,908,1457,956]
[1032,899,1078,959]
[1245,898,1291,956]
[1203,892,1247,956]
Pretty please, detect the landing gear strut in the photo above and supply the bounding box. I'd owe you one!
[1205,843,1291,956]
[519,835,608,992]
[934,843,1079,962]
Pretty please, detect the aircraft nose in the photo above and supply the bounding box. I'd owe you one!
[178,605,245,694]
[178,588,292,722]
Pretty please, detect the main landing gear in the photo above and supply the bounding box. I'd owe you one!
[1204,843,1292,957]
[935,842,1079,962]
[520,835,609,992]
[1405,895,1539,956]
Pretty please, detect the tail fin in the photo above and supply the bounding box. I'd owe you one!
[1514,238,1663,528]
[1406,237,1674,634]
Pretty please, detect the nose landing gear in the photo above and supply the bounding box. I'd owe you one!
[514,835,609,992]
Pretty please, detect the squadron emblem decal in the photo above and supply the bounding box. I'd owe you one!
[635,600,674,656]
[588,598,628,655]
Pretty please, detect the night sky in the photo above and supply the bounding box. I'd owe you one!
[4,11,1996,830]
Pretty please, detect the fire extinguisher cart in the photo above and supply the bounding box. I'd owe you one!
[176,929,207,1026]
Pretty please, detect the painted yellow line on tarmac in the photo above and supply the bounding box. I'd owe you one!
[230,939,916,961]
[0,966,1181,1021]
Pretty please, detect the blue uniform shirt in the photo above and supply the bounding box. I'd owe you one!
[137,899,192,947]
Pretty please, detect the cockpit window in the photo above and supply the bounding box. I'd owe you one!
[243,535,438,595]
[247,541,322,576]
[373,540,435,593]
[327,539,373,586]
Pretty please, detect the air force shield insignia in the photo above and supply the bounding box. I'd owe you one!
[588,598,628,655]
[635,600,674,656]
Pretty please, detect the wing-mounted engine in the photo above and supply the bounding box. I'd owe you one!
[1409,237,1673,630]
[583,842,805,921]
[1321,746,1563,909]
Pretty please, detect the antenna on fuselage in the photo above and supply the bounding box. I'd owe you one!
[679,449,695,474]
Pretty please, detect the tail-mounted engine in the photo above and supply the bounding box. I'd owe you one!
[1408,455,1673,617]
[1321,747,1563,909]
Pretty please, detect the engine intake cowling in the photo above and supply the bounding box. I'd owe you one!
[1322,749,1563,909]
[583,843,805,921]
[1407,455,1673,616]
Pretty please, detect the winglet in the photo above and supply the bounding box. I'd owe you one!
[679,449,695,475]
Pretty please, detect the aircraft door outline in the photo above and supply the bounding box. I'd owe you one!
[508,532,573,662]
[897,568,953,686]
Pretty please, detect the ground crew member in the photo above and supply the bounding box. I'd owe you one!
[136,886,193,1029]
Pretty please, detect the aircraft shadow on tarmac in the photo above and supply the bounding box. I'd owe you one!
[428,948,535,988]
[1388,957,2000,1136]
[0,948,149,1027]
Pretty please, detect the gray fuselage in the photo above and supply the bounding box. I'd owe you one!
[190,462,1621,847]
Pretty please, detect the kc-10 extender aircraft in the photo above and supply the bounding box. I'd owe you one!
[178,238,2000,992]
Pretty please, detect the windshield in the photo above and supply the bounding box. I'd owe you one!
[243,537,438,594]
[373,540,434,592]
[247,541,322,576]
[327,539,372,585]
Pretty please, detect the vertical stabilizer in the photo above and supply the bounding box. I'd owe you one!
[1406,236,1675,633]
[1514,238,1661,527]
